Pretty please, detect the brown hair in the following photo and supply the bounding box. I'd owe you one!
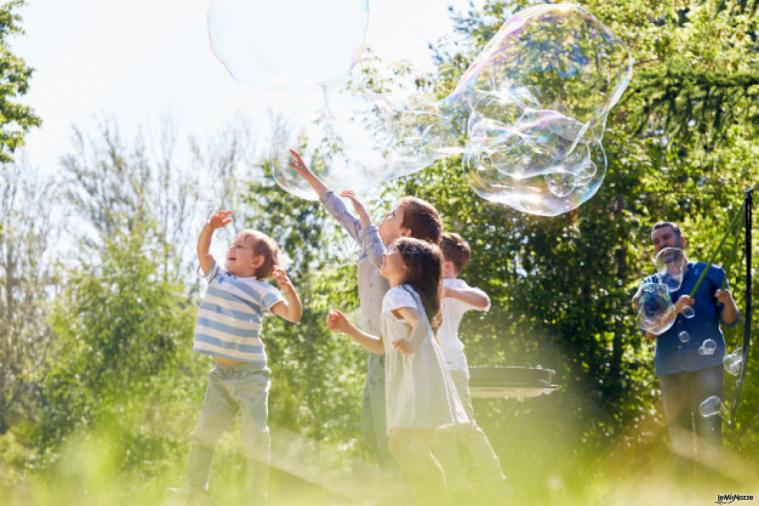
[240,230,282,279]
[399,196,443,245]
[440,232,471,273]
[651,221,682,238]
[394,237,443,330]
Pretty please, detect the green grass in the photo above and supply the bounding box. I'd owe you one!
[2,407,756,506]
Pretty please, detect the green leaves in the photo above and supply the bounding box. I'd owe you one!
[41,225,195,445]
[0,1,40,162]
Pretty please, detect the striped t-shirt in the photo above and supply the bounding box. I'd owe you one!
[193,261,284,365]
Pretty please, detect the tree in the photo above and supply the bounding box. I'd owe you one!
[0,158,57,434]
[40,223,196,445]
[60,117,242,285]
[0,0,40,163]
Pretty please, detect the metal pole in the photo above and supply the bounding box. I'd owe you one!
[729,188,752,426]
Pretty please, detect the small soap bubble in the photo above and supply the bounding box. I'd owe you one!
[189,177,225,225]
[722,349,743,376]
[699,395,728,420]
[698,338,717,356]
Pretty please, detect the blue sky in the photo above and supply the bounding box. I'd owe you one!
[12,0,481,173]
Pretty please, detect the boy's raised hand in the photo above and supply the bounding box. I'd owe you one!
[208,210,233,230]
[198,210,232,275]
[271,266,302,323]
[272,266,293,288]
[326,310,352,334]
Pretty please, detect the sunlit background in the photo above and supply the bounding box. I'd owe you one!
[1,0,757,504]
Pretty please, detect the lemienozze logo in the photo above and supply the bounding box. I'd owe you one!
[716,494,756,505]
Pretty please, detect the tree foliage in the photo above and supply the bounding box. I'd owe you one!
[0,0,40,162]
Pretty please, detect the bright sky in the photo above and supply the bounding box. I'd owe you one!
[12,0,481,173]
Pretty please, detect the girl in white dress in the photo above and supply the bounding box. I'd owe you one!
[327,237,470,502]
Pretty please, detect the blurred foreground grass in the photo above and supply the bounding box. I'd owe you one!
[2,409,756,506]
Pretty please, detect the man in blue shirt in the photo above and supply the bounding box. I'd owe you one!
[643,221,740,470]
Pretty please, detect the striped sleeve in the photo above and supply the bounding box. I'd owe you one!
[201,260,221,283]
[262,284,286,312]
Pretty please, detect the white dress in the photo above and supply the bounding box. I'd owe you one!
[381,284,470,433]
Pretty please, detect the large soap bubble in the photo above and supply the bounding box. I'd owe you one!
[633,282,676,335]
[270,91,456,199]
[455,3,633,216]
[654,247,687,292]
[265,3,632,216]
[208,0,369,91]
[464,108,607,215]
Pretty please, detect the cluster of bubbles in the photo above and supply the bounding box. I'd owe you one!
[696,349,746,420]
[455,3,632,215]
[209,2,633,215]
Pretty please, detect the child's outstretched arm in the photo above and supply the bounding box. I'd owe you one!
[288,149,330,197]
[339,190,385,268]
[288,149,362,242]
[270,267,302,323]
[289,150,385,265]
[197,210,233,274]
[326,310,384,355]
[390,307,428,355]
[339,190,372,229]
[443,285,491,311]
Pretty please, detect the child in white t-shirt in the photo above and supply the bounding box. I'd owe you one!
[433,232,511,501]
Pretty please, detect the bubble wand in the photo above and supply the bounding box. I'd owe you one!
[686,198,746,299]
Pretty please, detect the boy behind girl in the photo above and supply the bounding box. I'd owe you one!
[434,232,510,502]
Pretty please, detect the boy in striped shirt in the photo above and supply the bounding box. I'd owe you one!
[183,209,301,503]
